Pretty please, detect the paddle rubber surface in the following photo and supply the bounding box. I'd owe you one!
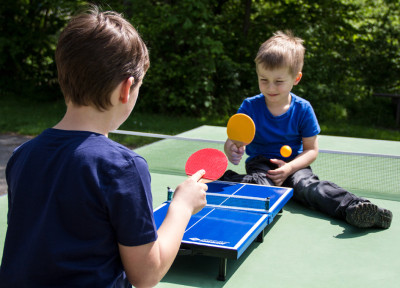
[185,148,228,181]
[227,113,255,146]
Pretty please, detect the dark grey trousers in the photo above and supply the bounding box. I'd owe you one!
[220,155,367,220]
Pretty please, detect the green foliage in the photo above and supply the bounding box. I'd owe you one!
[129,0,243,116]
[0,0,399,128]
[127,0,400,126]
[0,0,87,98]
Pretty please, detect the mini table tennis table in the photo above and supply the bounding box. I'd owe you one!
[153,181,293,280]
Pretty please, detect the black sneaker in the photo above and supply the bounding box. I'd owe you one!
[346,202,393,229]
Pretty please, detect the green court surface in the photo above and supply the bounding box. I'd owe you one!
[1,126,399,287]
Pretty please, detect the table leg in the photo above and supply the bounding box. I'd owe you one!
[218,258,227,281]
[256,229,265,243]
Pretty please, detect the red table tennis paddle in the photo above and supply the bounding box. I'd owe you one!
[227,113,255,147]
[185,148,228,183]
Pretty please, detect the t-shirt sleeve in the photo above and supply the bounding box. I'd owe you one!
[300,103,321,138]
[105,156,157,246]
[237,98,255,119]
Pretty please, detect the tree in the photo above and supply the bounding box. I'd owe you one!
[0,1,88,98]
[1,0,399,126]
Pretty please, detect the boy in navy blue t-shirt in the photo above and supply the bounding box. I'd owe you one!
[223,31,392,229]
[0,7,207,287]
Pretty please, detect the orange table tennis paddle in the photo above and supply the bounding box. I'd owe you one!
[227,113,255,147]
[185,148,228,183]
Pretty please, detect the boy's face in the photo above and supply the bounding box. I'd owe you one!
[256,64,301,104]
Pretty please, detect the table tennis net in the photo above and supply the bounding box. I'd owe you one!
[205,193,270,212]
[167,187,270,212]
[312,150,400,201]
[111,129,400,202]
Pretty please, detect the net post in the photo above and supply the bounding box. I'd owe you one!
[167,187,174,201]
[265,197,270,210]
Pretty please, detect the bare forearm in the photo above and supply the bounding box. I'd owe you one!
[120,202,191,287]
[155,201,192,274]
[288,149,318,174]
[120,173,207,287]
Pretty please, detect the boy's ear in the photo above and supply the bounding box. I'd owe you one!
[120,77,134,104]
[294,72,302,85]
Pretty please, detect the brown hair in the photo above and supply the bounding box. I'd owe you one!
[255,30,305,77]
[55,6,150,111]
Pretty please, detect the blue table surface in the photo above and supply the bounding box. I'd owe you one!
[153,181,293,258]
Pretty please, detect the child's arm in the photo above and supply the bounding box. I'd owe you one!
[118,170,207,287]
[224,138,246,165]
[267,135,319,186]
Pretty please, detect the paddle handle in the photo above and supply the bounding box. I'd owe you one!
[231,139,247,148]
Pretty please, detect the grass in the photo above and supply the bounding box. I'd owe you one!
[1,96,399,148]
[0,97,227,148]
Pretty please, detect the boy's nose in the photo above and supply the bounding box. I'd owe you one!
[266,83,276,91]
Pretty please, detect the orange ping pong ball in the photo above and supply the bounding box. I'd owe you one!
[280,145,292,158]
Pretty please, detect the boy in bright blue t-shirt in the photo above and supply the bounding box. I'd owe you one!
[0,7,208,287]
[223,31,392,229]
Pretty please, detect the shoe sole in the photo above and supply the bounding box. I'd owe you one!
[346,202,393,229]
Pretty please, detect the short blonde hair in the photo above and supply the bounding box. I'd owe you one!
[255,30,305,77]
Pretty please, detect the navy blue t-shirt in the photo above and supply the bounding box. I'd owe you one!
[238,93,321,162]
[0,129,158,287]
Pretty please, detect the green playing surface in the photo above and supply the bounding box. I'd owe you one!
[1,126,399,287]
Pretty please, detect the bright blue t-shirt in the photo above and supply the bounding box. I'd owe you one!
[0,129,157,287]
[238,93,321,162]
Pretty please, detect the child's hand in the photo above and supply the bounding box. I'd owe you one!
[172,170,208,215]
[224,139,245,165]
[266,159,293,186]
